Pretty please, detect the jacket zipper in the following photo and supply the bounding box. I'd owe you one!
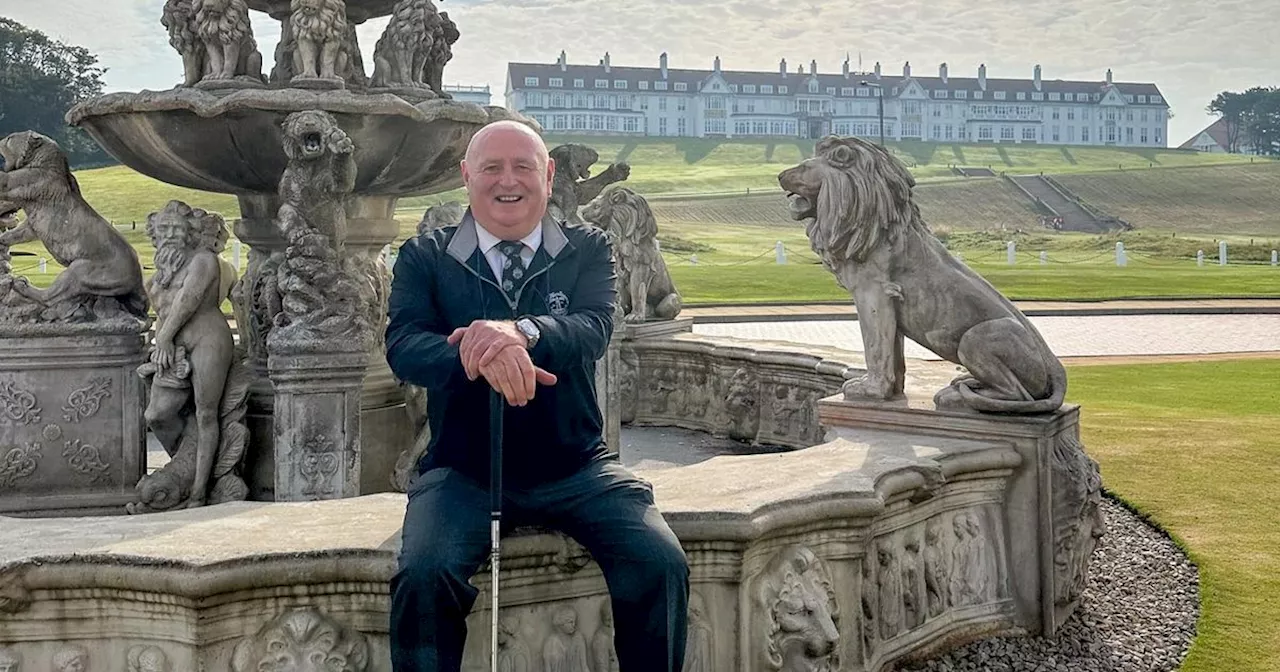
[455,254,559,314]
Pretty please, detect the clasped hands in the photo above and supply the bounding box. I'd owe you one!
[448,320,557,406]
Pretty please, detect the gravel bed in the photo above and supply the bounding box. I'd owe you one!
[898,495,1200,672]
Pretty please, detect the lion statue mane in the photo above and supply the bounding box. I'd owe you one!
[289,0,349,81]
[192,0,265,83]
[582,186,681,323]
[777,135,1067,415]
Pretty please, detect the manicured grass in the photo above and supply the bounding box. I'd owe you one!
[1065,360,1280,672]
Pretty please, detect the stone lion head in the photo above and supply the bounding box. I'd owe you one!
[290,0,346,42]
[231,607,370,672]
[282,110,341,162]
[581,186,656,241]
[0,130,80,195]
[757,545,841,672]
[417,201,464,236]
[777,135,920,264]
[549,143,599,181]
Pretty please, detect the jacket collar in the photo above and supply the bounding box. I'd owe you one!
[447,208,570,266]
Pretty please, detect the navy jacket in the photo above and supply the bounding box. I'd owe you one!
[385,209,618,488]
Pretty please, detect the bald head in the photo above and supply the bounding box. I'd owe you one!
[460,120,556,240]
[464,120,548,169]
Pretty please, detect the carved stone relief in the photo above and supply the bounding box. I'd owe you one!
[0,442,40,488]
[300,435,341,498]
[497,613,532,672]
[61,377,111,423]
[0,381,40,425]
[0,645,19,672]
[876,540,902,640]
[757,545,840,672]
[62,439,111,483]
[0,567,31,614]
[722,366,759,442]
[541,605,590,672]
[682,591,713,672]
[923,517,950,619]
[231,607,370,672]
[590,600,619,672]
[1051,432,1105,609]
[52,643,89,672]
[126,645,170,672]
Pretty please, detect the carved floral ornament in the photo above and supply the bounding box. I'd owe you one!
[0,381,40,426]
[231,607,371,672]
[62,377,112,423]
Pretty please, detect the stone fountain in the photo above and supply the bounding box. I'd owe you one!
[0,2,1107,667]
[63,0,532,501]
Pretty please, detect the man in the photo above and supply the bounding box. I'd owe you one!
[385,120,689,671]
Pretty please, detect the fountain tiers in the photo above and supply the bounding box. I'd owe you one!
[0,345,1101,672]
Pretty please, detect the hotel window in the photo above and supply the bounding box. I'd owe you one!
[956,90,967,99]
[842,87,854,96]
[1016,92,1026,101]
[1125,95,1134,102]
[674,82,688,91]
[809,81,819,93]
[778,86,787,94]
[639,81,649,90]
[1063,93,1073,101]
[678,118,686,135]
[761,85,773,93]
[1125,127,1134,143]
[1049,92,1060,101]
[993,91,1005,100]
[659,118,667,134]
[1052,108,1060,120]
[973,91,983,99]
[1032,92,1044,101]
[1001,126,1015,140]
[1155,128,1162,143]
[978,125,993,140]
[1138,95,1147,103]
[677,98,686,111]
[574,79,584,87]
[607,116,618,131]
[549,78,563,87]
[595,79,608,88]
[524,77,538,86]
[729,84,738,92]
[1151,95,1162,104]
[1126,110,1134,121]
[932,124,941,138]
[658,97,667,110]
[744,84,756,93]
[527,93,542,107]
[934,90,947,98]
[625,117,638,132]
[1067,126,1075,142]
[1067,109,1075,120]
[1022,127,1037,141]
[655,81,668,90]
[1141,127,1148,144]
[827,87,836,95]
[1080,126,1089,142]
[614,80,626,89]
[1140,109,1148,122]
[945,125,954,140]
[591,115,603,130]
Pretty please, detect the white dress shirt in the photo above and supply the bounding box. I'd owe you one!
[474,222,542,282]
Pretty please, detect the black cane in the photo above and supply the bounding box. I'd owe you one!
[488,387,503,672]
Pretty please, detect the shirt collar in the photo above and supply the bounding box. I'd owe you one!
[475,220,543,255]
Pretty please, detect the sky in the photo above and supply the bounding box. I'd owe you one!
[2,0,1277,146]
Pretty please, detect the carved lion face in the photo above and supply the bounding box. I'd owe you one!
[759,545,840,671]
[549,143,599,180]
[282,110,340,161]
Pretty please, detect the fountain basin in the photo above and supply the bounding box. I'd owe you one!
[66,88,536,196]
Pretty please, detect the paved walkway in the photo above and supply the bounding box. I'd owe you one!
[683,299,1280,323]
[692,314,1280,359]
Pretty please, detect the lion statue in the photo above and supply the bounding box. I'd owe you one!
[755,545,840,672]
[0,131,149,322]
[777,135,1067,415]
[231,608,370,672]
[417,201,464,236]
[192,0,266,84]
[289,0,348,82]
[548,143,630,225]
[422,10,459,98]
[582,186,681,323]
[370,0,429,90]
[162,0,204,87]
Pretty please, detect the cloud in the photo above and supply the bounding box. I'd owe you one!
[2,0,1278,144]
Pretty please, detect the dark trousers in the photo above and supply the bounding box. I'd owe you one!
[390,455,690,671]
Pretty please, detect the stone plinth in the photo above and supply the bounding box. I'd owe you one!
[0,327,148,517]
[818,397,1104,639]
[0,423,1054,672]
[619,332,863,447]
[262,348,369,501]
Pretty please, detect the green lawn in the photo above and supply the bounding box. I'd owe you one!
[1067,360,1280,672]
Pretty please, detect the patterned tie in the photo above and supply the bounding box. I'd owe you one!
[496,240,526,296]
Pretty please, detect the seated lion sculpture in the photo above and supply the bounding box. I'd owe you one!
[778,135,1066,414]
[581,186,681,323]
[0,131,149,323]
[548,143,630,225]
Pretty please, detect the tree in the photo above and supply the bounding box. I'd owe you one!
[1208,87,1280,156]
[0,17,112,167]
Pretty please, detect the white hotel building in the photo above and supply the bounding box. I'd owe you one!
[505,53,1171,147]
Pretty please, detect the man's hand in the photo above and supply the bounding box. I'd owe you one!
[448,321,557,405]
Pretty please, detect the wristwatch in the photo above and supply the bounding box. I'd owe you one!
[515,317,541,349]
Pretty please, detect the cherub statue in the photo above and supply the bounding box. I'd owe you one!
[129,200,251,513]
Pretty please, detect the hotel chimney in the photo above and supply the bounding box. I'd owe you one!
[1106,68,1113,84]
[978,63,987,90]
[874,61,881,79]
[660,51,668,79]
[903,61,911,78]
[940,62,948,84]
[1034,64,1042,90]
[780,57,787,78]
[603,51,611,73]
[557,50,566,71]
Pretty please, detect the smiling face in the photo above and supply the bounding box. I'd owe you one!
[461,121,554,240]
